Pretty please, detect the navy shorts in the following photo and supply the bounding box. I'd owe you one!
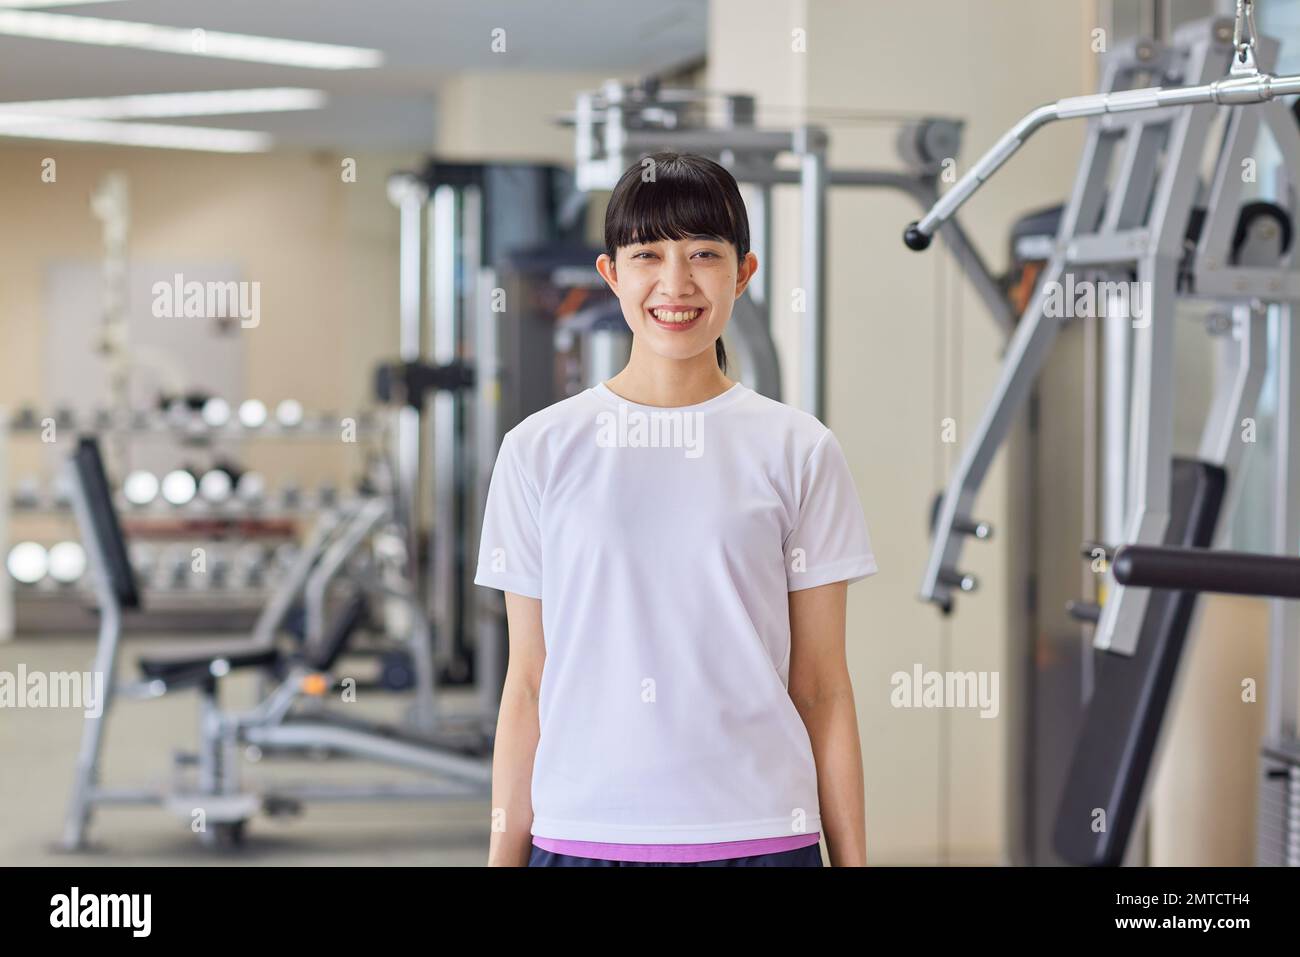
[528,841,823,867]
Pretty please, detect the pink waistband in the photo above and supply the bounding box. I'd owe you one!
[532,832,821,863]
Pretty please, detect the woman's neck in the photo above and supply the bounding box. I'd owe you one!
[604,360,734,409]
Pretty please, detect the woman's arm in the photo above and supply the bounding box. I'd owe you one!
[486,592,546,867]
[787,580,867,866]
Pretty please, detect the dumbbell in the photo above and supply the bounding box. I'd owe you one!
[165,549,191,589]
[198,469,235,505]
[234,544,269,589]
[6,542,48,584]
[272,543,299,577]
[48,542,86,584]
[202,397,231,428]
[238,399,267,429]
[130,543,159,582]
[124,471,160,507]
[276,399,304,428]
[281,484,303,509]
[12,476,42,509]
[161,469,198,507]
[51,472,75,508]
[379,650,416,691]
[236,471,267,506]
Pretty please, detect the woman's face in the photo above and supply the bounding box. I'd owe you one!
[596,236,758,364]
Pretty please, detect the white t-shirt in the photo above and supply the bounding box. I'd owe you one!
[473,380,877,843]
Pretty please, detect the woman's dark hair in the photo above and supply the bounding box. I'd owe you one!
[604,151,750,374]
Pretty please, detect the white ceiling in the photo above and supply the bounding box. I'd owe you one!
[0,0,709,149]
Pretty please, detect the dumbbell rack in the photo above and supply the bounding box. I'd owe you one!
[1,403,386,637]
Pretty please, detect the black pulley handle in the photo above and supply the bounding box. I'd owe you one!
[1111,545,1300,599]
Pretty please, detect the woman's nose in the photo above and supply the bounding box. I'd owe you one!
[658,257,695,293]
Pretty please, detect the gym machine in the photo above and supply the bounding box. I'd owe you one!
[565,78,1017,420]
[61,437,491,850]
[378,160,590,732]
[905,2,1300,865]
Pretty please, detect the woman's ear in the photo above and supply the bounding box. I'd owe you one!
[734,251,759,298]
[596,252,618,292]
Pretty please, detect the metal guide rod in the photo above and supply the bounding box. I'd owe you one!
[903,73,1300,251]
[387,173,427,604]
[430,184,461,665]
[1268,305,1300,743]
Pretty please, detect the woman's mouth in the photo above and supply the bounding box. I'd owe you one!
[648,306,705,332]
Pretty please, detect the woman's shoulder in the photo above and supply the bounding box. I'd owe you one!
[736,386,832,444]
[501,388,605,456]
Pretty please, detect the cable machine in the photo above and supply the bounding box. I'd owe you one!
[907,1,1300,865]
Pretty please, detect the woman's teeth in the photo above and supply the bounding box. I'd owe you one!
[652,308,701,323]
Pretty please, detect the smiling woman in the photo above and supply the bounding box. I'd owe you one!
[477,146,878,870]
[7,0,1261,892]
[597,150,757,376]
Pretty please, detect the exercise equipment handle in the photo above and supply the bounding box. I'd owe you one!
[1111,544,1300,599]
[902,68,1300,251]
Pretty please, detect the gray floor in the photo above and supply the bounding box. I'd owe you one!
[0,634,491,866]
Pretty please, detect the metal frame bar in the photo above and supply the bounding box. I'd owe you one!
[242,722,491,785]
[472,265,504,722]
[430,184,459,664]
[797,127,829,416]
[905,41,1300,245]
[61,455,124,850]
[251,505,352,648]
[1267,305,1300,746]
[303,498,388,651]
[387,173,427,605]
[1197,303,1270,546]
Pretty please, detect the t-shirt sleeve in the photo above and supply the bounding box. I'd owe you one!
[783,429,878,591]
[473,431,543,599]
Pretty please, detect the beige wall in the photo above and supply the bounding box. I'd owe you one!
[437,71,633,162]
[710,0,1096,863]
[0,145,417,491]
[1152,596,1271,865]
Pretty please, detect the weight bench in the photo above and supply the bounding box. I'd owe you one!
[61,437,492,851]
